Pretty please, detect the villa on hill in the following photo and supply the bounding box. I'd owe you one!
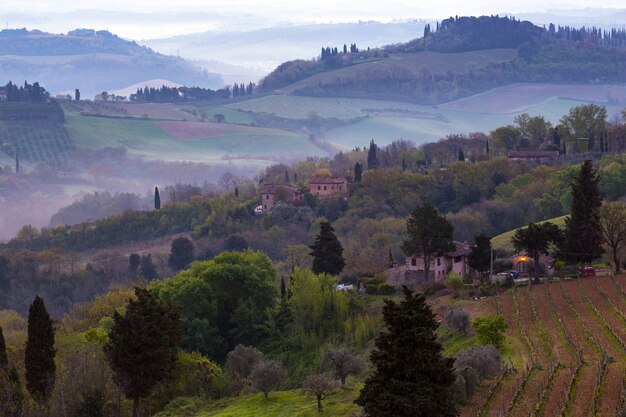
[259,184,303,213]
[308,176,348,199]
[385,241,473,288]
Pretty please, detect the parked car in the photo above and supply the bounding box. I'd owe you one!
[580,266,595,277]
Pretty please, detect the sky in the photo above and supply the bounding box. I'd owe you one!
[1,1,625,39]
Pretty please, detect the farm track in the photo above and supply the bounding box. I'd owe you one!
[548,283,598,417]
[571,279,626,416]
[530,285,577,417]
[508,286,550,417]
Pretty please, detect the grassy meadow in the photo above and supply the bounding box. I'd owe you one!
[490,215,568,252]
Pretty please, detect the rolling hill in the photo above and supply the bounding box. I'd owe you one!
[0,28,223,98]
[258,16,626,105]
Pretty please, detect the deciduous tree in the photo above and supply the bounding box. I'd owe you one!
[168,237,195,271]
[303,374,338,413]
[599,201,626,273]
[250,360,287,399]
[467,233,492,280]
[321,348,366,386]
[401,203,454,282]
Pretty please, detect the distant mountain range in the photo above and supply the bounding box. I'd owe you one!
[0,28,223,98]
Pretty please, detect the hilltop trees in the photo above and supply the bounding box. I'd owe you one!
[105,288,181,417]
[355,287,457,417]
[559,104,608,151]
[310,222,345,276]
[25,296,56,407]
[401,203,454,281]
[562,160,604,263]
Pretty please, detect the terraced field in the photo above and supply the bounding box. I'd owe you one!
[463,277,626,417]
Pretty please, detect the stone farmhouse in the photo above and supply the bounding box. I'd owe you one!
[259,184,303,213]
[308,177,349,199]
[385,241,473,288]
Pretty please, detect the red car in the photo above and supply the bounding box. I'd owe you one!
[581,266,595,277]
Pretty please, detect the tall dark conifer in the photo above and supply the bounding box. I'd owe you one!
[105,288,181,417]
[562,160,604,263]
[367,140,379,170]
[154,186,161,210]
[15,153,19,175]
[0,326,7,369]
[354,162,362,182]
[355,287,457,417]
[25,296,55,406]
[309,222,345,276]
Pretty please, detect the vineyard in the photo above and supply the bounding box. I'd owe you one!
[0,121,73,163]
[460,275,626,417]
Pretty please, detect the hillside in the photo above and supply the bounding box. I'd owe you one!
[258,15,626,104]
[491,215,568,252]
[155,276,626,417]
[0,28,223,97]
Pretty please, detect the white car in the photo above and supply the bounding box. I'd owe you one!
[254,205,263,215]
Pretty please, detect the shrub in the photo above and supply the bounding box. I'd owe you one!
[472,315,507,348]
[446,309,470,335]
[224,345,264,392]
[250,360,287,399]
[444,272,463,294]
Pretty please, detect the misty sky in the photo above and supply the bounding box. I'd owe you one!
[1,0,625,39]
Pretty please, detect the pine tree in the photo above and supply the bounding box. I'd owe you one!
[562,160,604,263]
[25,296,55,406]
[367,140,379,170]
[154,186,161,210]
[0,326,7,369]
[105,288,181,417]
[309,221,345,276]
[355,287,457,417]
[354,162,362,182]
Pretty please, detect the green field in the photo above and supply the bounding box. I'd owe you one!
[490,215,568,252]
[157,387,361,417]
[64,111,329,163]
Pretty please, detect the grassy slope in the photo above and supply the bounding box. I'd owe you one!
[490,215,568,252]
[157,387,362,417]
[276,49,518,94]
[64,111,328,163]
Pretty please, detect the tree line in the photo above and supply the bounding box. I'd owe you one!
[129,83,254,103]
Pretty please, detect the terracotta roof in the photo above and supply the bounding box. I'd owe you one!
[508,150,559,158]
[260,184,301,194]
[446,241,472,257]
[309,176,347,184]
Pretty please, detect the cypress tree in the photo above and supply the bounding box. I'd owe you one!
[309,221,345,276]
[235,186,239,197]
[458,148,465,161]
[367,140,379,170]
[355,287,457,417]
[105,288,181,417]
[154,186,161,210]
[15,152,19,175]
[280,276,286,299]
[354,162,362,182]
[285,170,290,184]
[0,326,7,369]
[25,296,55,406]
[562,160,604,263]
